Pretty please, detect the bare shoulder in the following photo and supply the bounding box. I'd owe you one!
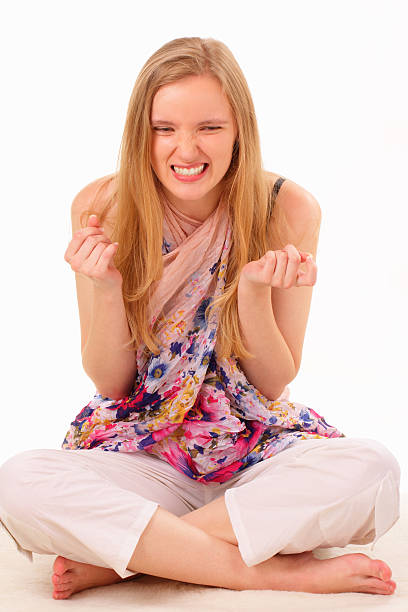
[265,171,321,239]
[70,173,118,238]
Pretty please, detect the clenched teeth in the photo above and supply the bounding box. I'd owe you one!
[173,164,205,176]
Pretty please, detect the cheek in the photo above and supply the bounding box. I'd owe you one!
[206,138,233,160]
[150,141,165,172]
[211,139,235,168]
[152,139,173,161]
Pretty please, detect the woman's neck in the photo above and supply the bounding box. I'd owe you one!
[160,184,223,223]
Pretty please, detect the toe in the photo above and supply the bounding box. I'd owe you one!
[52,571,73,585]
[53,587,73,600]
[54,581,73,592]
[363,577,395,593]
[372,560,392,581]
[359,585,394,595]
[53,555,75,575]
[53,556,66,573]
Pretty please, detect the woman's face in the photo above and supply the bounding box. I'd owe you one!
[150,74,237,219]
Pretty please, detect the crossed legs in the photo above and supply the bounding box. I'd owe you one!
[54,439,401,599]
[180,494,238,545]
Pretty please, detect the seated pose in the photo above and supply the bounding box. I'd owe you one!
[0,37,401,599]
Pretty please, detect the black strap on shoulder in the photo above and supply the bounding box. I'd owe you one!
[272,176,286,199]
[267,176,286,220]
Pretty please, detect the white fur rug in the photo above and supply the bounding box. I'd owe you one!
[1,492,407,611]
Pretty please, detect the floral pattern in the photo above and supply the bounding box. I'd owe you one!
[62,207,345,484]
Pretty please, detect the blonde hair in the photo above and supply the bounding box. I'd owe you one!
[80,37,291,361]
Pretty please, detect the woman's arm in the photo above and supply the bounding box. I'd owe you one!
[70,180,138,401]
[237,182,321,400]
[237,281,297,400]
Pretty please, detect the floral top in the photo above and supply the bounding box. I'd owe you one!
[62,188,345,485]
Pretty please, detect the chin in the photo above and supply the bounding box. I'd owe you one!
[166,184,214,200]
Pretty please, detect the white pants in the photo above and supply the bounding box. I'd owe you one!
[0,437,401,579]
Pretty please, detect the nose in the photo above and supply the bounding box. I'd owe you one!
[175,131,201,160]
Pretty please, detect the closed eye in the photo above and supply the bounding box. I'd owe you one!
[152,126,222,132]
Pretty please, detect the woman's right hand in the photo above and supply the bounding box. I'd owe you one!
[64,213,123,291]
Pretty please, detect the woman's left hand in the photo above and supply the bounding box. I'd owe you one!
[240,244,317,289]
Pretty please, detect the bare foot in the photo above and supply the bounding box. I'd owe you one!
[248,550,397,595]
[51,556,141,600]
[51,551,397,598]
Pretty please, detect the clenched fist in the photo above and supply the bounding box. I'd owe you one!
[240,244,317,289]
[64,214,122,291]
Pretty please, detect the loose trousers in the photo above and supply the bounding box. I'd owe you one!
[0,437,401,579]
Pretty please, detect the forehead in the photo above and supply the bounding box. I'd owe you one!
[151,75,234,121]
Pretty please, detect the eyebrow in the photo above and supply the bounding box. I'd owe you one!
[151,119,229,126]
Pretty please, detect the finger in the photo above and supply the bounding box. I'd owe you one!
[66,228,106,262]
[88,214,101,227]
[65,227,106,263]
[94,242,118,275]
[68,227,107,253]
[80,242,111,274]
[74,226,105,240]
[273,250,288,287]
[263,250,277,272]
[296,256,317,286]
[68,235,111,269]
[300,251,314,262]
[282,244,301,288]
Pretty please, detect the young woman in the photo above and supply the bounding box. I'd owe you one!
[0,37,401,599]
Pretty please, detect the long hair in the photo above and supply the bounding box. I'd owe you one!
[79,37,291,361]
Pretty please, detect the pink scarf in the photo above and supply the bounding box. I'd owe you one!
[142,192,290,399]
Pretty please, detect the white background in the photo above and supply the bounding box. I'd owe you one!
[1,1,407,489]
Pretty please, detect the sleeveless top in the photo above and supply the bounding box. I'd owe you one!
[269,176,286,209]
[267,175,286,222]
